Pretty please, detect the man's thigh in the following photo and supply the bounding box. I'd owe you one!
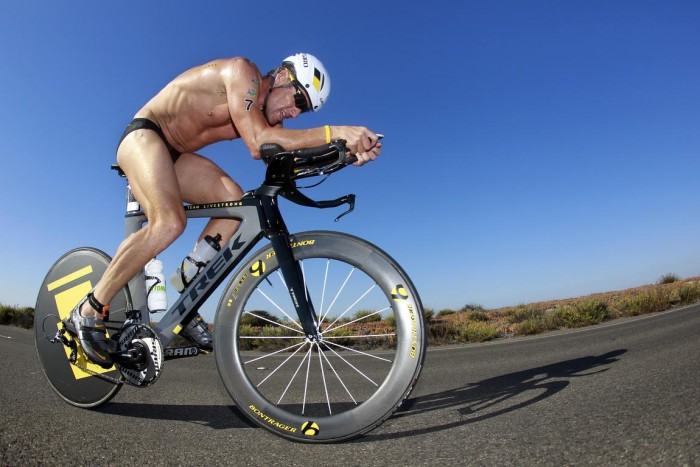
[174,152,243,204]
[116,130,182,215]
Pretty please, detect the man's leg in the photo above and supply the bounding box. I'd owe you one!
[174,152,244,244]
[170,152,244,350]
[72,130,185,366]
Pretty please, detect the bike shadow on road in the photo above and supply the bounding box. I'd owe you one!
[362,349,627,442]
[98,403,256,430]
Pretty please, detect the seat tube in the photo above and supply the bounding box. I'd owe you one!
[123,181,149,321]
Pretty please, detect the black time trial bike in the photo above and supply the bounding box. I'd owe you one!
[34,138,426,443]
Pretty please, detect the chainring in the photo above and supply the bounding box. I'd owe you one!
[115,323,164,387]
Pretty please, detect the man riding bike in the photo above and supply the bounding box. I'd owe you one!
[70,52,382,368]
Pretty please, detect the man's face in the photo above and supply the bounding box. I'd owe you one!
[264,74,312,125]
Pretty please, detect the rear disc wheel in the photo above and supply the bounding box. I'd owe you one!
[34,247,132,408]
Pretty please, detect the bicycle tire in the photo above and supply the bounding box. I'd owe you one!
[214,231,426,442]
[34,247,132,408]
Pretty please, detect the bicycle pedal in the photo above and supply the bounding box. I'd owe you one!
[60,318,77,335]
[51,327,74,349]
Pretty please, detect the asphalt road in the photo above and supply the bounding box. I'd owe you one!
[1,305,698,466]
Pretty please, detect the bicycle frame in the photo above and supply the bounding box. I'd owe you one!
[116,160,351,349]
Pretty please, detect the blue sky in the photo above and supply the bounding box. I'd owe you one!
[1,1,699,320]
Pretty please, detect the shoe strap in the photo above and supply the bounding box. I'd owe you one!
[88,292,110,320]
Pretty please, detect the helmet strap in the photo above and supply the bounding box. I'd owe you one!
[261,66,284,114]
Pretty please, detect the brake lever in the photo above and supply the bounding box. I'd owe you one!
[334,194,355,222]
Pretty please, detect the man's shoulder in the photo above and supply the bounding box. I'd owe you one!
[220,56,259,73]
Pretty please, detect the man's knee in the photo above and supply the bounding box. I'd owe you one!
[223,178,244,200]
[149,211,186,247]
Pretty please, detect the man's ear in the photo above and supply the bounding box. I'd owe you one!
[274,67,290,86]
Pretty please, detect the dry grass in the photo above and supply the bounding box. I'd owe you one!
[5,276,700,348]
[429,276,700,344]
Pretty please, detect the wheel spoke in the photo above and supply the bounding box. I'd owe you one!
[323,339,393,363]
[302,346,313,414]
[319,267,354,326]
[317,344,332,414]
[254,288,303,331]
[324,303,388,334]
[242,340,306,365]
[319,341,382,386]
[276,345,313,405]
[318,345,358,406]
[242,310,305,335]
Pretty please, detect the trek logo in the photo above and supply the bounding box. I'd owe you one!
[175,235,245,316]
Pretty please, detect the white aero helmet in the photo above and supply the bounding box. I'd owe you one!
[283,53,331,112]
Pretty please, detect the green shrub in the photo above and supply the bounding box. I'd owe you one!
[466,310,489,322]
[354,309,381,322]
[240,310,281,327]
[506,305,542,324]
[550,299,609,328]
[237,324,258,350]
[258,325,295,351]
[572,299,610,325]
[658,273,680,284]
[0,305,34,329]
[458,321,498,342]
[517,316,549,335]
[428,320,459,345]
[324,326,355,348]
[618,287,669,316]
[436,309,455,317]
[678,282,700,305]
[514,307,562,335]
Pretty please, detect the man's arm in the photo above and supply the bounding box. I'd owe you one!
[222,58,327,158]
[222,58,382,162]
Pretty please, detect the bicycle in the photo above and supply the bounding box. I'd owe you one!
[34,138,426,443]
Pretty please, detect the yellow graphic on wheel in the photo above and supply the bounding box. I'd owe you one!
[250,260,266,276]
[301,421,320,436]
[47,266,115,379]
[391,285,408,302]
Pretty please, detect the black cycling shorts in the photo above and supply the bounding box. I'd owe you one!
[118,118,182,163]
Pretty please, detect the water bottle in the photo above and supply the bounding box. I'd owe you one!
[145,258,167,312]
[171,233,222,292]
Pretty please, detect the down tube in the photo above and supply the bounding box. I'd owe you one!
[153,202,265,347]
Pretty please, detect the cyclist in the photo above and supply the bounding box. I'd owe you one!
[70,53,382,368]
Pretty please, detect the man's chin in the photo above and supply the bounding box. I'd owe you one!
[264,113,281,127]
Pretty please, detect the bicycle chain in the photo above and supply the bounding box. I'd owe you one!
[69,361,125,385]
[55,320,159,387]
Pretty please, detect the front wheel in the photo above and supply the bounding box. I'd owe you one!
[214,231,426,442]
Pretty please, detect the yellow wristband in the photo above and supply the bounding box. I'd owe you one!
[324,125,331,143]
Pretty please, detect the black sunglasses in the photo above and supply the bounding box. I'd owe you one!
[290,80,311,113]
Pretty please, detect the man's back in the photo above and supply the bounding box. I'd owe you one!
[136,57,257,153]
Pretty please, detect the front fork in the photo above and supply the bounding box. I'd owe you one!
[261,196,320,340]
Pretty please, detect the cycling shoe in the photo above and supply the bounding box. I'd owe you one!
[70,300,113,369]
[181,313,214,352]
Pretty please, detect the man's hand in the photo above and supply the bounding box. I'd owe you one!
[352,144,382,166]
[330,126,382,166]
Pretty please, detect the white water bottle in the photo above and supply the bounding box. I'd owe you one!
[170,233,222,292]
[145,259,167,312]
